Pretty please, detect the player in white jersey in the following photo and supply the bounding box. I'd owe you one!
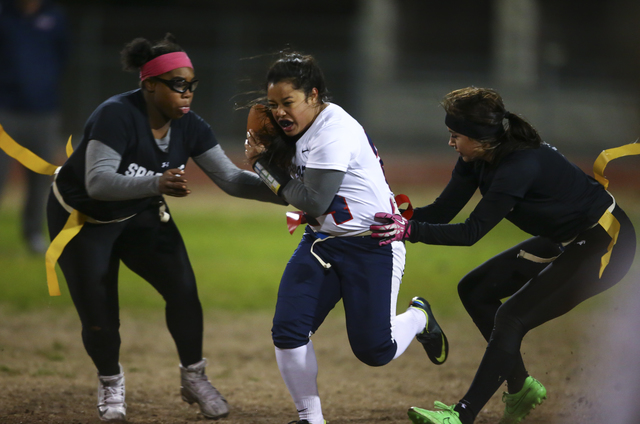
[244,52,449,424]
[292,102,394,236]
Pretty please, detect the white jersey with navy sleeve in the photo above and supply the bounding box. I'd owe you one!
[293,103,397,236]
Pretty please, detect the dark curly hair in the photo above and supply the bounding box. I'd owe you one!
[120,33,184,72]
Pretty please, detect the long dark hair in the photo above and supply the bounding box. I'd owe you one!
[120,33,184,74]
[442,87,542,166]
[250,51,330,169]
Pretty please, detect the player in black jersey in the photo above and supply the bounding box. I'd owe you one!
[370,87,637,424]
[47,34,283,422]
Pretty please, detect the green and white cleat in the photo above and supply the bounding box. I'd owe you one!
[499,376,547,424]
[409,296,449,365]
[408,402,462,424]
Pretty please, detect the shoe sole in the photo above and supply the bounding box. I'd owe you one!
[182,393,230,420]
[499,395,546,424]
[98,411,126,422]
[408,407,441,424]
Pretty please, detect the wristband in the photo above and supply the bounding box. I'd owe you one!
[253,157,292,196]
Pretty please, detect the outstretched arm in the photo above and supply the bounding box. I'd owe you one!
[371,191,517,246]
[193,145,286,204]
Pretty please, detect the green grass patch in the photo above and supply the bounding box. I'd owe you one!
[36,341,67,362]
[0,364,21,376]
[0,187,638,317]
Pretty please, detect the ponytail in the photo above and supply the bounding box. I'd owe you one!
[442,87,541,166]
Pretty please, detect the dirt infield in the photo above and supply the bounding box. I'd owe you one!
[0,299,624,424]
[2,165,639,424]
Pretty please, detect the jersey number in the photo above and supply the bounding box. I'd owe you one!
[305,195,353,226]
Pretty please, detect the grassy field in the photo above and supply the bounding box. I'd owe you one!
[0,185,529,314]
[1,181,638,317]
[1,180,639,424]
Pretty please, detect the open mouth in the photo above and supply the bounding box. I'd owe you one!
[179,106,190,114]
[278,119,294,132]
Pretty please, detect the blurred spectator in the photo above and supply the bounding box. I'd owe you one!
[0,0,69,253]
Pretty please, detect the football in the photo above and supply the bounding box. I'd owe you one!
[246,104,278,141]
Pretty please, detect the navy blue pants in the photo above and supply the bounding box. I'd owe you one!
[272,227,403,367]
[47,192,203,376]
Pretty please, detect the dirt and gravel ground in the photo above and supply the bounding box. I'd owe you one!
[0,297,628,424]
[1,167,638,424]
[0,173,640,424]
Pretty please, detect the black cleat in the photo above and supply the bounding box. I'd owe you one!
[409,296,449,365]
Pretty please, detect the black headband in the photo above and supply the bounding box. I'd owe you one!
[445,113,505,140]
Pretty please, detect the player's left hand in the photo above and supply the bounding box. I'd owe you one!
[159,168,190,197]
[370,212,412,245]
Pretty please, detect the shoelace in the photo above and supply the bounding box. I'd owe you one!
[100,384,124,405]
[433,401,457,414]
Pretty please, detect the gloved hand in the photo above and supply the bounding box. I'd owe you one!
[370,212,412,246]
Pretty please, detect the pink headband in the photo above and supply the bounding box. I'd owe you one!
[139,52,193,81]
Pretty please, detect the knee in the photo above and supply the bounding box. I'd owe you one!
[272,320,310,350]
[82,325,121,348]
[351,342,396,367]
[166,291,201,310]
[352,350,391,367]
[489,307,527,354]
[458,272,482,307]
[83,324,119,335]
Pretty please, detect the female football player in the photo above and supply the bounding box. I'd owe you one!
[47,34,283,421]
[244,51,449,424]
[370,87,637,424]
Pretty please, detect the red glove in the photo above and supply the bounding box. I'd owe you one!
[370,212,412,246]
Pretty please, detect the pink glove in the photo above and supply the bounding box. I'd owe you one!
[370,212,412,246]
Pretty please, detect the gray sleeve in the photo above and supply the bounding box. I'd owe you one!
[85,139,160,201]
[193,145,286,204]
[280,167,345,217]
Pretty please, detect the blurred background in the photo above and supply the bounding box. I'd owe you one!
[51,0,640,162]
[1,0,637,310]
[1,4,639,422]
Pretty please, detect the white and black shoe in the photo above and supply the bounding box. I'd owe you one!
[180,358,229,419]
[97,364,126,421]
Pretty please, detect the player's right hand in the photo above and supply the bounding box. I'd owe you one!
[244,130,265,164]
[370,212,412,245]
[159,168,190,197]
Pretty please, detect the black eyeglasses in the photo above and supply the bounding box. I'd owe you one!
[152,77,199,93]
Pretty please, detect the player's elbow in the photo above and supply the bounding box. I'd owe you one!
[85,179,108,200]
[303,202,328,219]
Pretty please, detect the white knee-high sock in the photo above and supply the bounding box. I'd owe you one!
[391,307,426,359]
[275,340,324,424]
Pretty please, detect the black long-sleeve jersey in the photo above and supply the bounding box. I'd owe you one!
[56,89,216,221]
[409,143,613,245]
